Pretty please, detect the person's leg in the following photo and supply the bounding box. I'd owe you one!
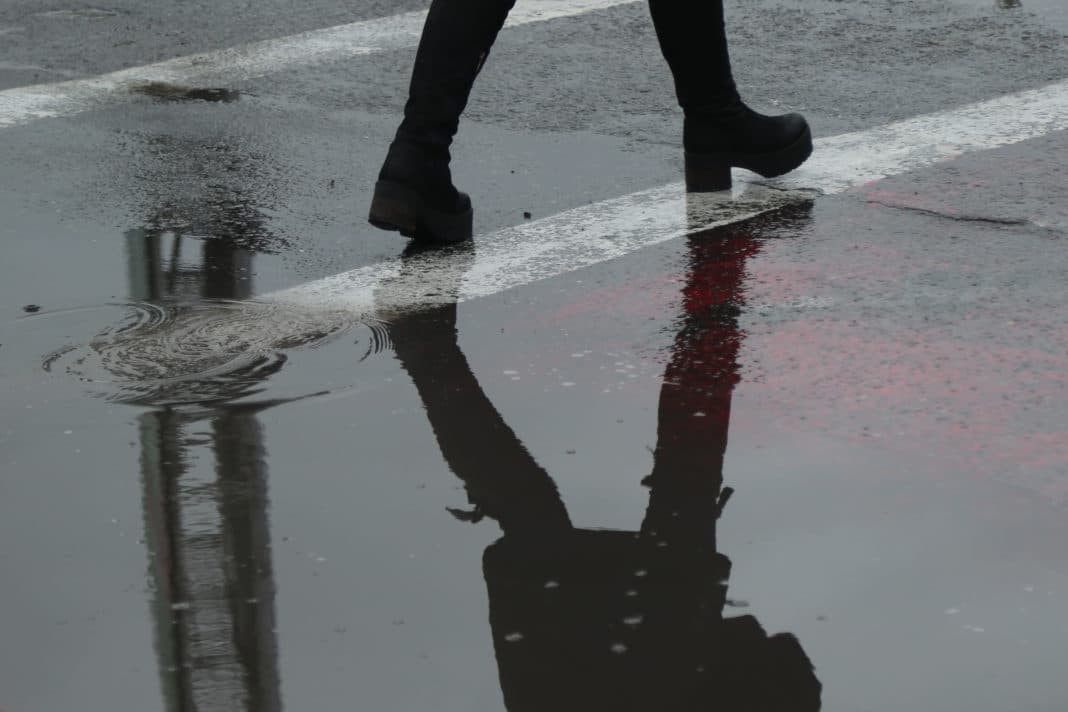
[648,0,812,191]
[368,0,517,242]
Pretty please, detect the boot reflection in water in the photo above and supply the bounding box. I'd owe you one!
[368,0,813,243]
[383,201,821,710]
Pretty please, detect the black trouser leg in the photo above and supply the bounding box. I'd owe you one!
[647,0,736,113]
[398,0,518,149]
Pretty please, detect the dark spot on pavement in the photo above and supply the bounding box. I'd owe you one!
[23,304,40,313]
[131,82,240,103]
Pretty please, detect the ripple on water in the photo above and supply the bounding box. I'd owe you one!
[34,300,390,406]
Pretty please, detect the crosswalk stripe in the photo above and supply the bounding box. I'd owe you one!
[265,77,1068,313]
[0,0,640,128]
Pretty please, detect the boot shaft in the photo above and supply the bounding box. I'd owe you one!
[648,0,739,113]
[398,0,517,148]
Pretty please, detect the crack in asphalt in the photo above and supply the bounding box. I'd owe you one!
[864,198,1048,230]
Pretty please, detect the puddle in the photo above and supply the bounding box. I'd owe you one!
[17,300,387,406]
[131,82,241,104]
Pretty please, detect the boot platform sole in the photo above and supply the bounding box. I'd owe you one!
[685,125,813,192]
[368,179,473,243]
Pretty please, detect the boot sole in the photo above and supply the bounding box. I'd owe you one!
[368,180,474,243]
[684,125,814,192]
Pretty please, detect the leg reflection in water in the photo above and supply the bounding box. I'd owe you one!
[385,197,821,711]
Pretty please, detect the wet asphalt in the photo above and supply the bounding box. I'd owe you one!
[3,1,1068,710]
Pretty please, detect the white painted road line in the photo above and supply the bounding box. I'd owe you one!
[0,0,640,128]
[265,77,1068,314]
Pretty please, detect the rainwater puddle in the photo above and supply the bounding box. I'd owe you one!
[130,82,241,104]
[5,299,389,407]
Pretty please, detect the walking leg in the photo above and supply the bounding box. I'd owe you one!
[369,0,517,242]
[648,0,812,191]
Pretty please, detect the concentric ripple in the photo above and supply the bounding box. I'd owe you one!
[39,300,390,406]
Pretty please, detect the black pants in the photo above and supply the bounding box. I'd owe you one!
[399,0,736,146]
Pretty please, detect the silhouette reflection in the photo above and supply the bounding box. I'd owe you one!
[387,196,821,711]
[126,131,286,711]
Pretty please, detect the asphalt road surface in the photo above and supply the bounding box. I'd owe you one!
[2,1,1068,710]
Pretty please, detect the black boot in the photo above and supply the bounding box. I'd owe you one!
[368,0,516,242]
[648,0,812,192]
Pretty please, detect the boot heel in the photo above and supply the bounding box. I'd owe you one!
[368,179,474,243]
[419,203,474,244]
[684,152,732,192]
[369,180,421,238]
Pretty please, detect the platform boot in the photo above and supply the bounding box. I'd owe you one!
[368,0,516,242]
[648,0,813,192]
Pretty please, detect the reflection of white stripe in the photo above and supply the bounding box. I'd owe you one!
[267,78,1068,313]
[0,0,639,128]
[270,183,804,315]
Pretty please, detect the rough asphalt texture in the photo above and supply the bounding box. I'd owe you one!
[2,1,1068,710]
